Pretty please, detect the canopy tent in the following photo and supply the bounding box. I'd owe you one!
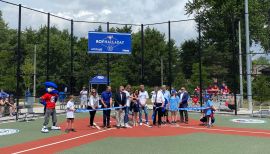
[0,91,9,98]
[89,75,110,84]
[89,75,110,93]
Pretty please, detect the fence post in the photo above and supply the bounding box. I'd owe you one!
[70,19,74,94]
[16,4,22,121]
[46,13,50,81]
[106,22,110,86]
[198,18,203,108]
[232,17,238,115]
[168,21,172,92]
[141,24,144,84]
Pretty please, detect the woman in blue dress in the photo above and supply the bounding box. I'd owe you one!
[169,90,180,124]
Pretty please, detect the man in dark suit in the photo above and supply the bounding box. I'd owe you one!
[179,87,189,124]
[114,86,127,128]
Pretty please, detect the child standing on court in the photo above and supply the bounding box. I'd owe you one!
[204,94,216,128]
[66,95,76,133]
[169,90,180,124]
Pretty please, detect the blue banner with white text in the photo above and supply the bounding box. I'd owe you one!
[88,32,132,54]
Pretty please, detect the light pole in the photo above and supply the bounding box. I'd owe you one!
[245,0,253,112]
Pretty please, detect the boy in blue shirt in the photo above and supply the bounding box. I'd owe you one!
[203,95,216,128]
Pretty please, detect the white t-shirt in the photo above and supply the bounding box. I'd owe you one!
[88,95,100,108]
[66,100,75,118]
[80,90,88,99]
[138,91,149,106]
[124,90,131,107]
[151,90,165,104]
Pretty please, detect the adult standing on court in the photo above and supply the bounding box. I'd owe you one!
[87,89,99,128]
[138,85,149,125]
[131,89,139,126]
[161,85,170,124]
[123,85,132,128]
[101,86,113,128]
[80,87,88,109]
[151,86,165,126]
[179,87,189,124]
[114,86,127,128]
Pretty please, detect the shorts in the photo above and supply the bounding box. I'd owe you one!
[200,116,215,123]
[133,103,139,113]
[67,118,74,120]
[162,109,168,116]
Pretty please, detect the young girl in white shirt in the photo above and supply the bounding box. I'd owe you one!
[66,95,76,133]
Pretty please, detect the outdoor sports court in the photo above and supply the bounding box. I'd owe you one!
[1,112,270,154]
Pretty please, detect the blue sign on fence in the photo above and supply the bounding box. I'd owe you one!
[88,32,131,54]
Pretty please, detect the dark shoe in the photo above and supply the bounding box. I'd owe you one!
[107,125,111,128]
[71,129,77,132]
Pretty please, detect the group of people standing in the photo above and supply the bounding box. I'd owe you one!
[77,84,191,129]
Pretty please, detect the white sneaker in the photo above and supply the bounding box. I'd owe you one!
[139,123,142,126]
[51,126,61,130]
[41,127,49,133]
[125,123,132,128]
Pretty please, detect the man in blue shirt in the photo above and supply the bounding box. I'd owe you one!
[101,86,113,128]
[161,85,170,123]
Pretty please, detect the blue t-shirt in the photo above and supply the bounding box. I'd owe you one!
[101,91,112,105]
[169,96,180,111]
[204,100,213,116]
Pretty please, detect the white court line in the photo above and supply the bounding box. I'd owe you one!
[177,125,270,135]
[93,123,101,130]
[142,123,152,128]
[12,128,116,154]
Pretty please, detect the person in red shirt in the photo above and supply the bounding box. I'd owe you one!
[222,85,230,95]
[40,82,61,133]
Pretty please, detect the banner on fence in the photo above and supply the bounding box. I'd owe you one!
[88,32,131,54]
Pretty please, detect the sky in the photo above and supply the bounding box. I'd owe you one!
[0,0,269,60]
[0,0,197,46]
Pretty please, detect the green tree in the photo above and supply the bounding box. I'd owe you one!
[180,39,198,79]
[0,10,17,92]
[253,56,270,65]
[253,75,270,103]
